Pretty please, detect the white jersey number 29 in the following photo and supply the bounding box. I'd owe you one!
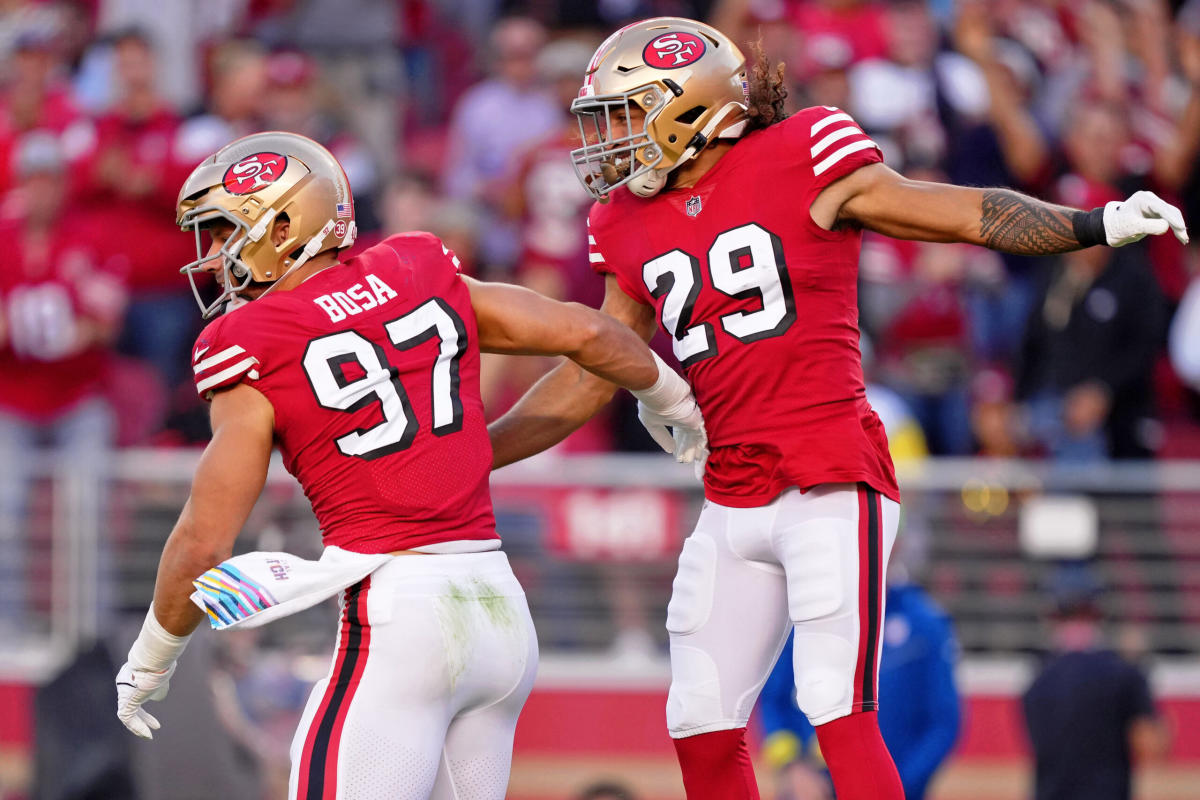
[642,223,795,366]
[302,298,467,460]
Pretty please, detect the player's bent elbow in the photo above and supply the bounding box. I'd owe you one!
[562,305,611,359]
[167,517,233,571]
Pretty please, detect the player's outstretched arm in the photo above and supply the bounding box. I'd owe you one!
[466,275,700,467]
[814,162,1189,254]
[116,383,274,739]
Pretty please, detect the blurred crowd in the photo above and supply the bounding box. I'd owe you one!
[2,0,1200,466]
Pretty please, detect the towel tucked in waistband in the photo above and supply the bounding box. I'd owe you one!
[190,546,392,631]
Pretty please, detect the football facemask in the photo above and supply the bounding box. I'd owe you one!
[571,85,670,200]
[176,132,356,317]
[569,17,750,202]
[179,207,273,319]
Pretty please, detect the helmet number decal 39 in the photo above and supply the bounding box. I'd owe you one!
[643,32,706,69]
[223,152,288,195]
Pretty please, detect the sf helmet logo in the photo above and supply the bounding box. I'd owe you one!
[223,152,288,195]
[643,32,706,69]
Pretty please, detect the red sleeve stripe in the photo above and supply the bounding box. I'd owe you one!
[196,356,259,393]
[813,139,879,176]
[193,344,246,374]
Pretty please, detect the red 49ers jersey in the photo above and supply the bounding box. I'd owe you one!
[590,106,899,506]
[191,233,497,552]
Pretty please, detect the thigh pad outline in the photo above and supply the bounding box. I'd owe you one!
[779,523,845,622]
[665,534,718,636]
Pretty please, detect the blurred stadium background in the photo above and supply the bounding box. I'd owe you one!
[3,0,1200,798]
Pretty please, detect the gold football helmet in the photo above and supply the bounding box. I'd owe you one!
[570,17,749,201]
[176,131,357,317]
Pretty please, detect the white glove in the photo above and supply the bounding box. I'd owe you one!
[115,606,192,739]
[637,398,708,471]
[631,352,709,475]
[1104,191,1189,247]
[116,661,175,739]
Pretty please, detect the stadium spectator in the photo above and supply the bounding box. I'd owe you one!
[0,131,127,633]
[441,16,561,271]
[172,39,268,167]
[378,168,441,238]
[1017,241,1167,461]
[970,366,1031,458]
[242,0,404,179]
[502,38,602,306]
[1023,563,1170,800]
[79,27,196,386]
[859,199,1005,455]
[260,49,382,229]
[788,0,888,67]
[847,0,984,171]
[0,24,92,200]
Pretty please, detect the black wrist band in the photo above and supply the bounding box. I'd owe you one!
[1072,206,1106,248]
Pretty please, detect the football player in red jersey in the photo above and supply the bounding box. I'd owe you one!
[113,132,706,800]
[487,18,1190,800]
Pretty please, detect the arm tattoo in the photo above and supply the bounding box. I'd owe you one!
[979,189,1082,255]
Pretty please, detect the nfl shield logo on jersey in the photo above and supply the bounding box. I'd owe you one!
[686,196,702,217]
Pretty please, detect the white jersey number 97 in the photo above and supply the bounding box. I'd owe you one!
[302,298,467,460]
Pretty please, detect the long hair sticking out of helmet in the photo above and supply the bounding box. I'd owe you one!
[744,39,789,133]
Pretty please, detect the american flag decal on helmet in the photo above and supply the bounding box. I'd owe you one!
[336,203,351,218]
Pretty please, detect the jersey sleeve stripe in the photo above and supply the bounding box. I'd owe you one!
[589,252,606,263]
[811,125,869,159]
[196,356,259,393]
[440,243,462,271]
[813,139,880,176]
[810,111,855,137]
[193,344,246,374]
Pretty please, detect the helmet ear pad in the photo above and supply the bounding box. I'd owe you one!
[237,174,338,280]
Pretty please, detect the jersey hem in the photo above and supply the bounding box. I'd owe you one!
[705,473,901,508]
[325,530,500,555]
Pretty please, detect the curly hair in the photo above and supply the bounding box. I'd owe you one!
[744,39,789,133]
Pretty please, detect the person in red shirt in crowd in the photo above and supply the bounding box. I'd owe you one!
[172,39,269,172]
[488,18,1188,800]
[260,49,381,230]
[0,131,128,634]
[76,27,196,385]
[789,0,889,66]
[0,28,93,199]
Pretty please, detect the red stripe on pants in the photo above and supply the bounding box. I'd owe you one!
[296,577,372,799]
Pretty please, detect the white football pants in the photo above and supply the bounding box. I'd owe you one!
[289,550,538,800]
[666,484,899,736]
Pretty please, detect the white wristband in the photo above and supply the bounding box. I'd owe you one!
[630,351,691,412]
[127,605,192,673]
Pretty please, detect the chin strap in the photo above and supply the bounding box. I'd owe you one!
[677,101,749,164]
[244,218,337,306]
